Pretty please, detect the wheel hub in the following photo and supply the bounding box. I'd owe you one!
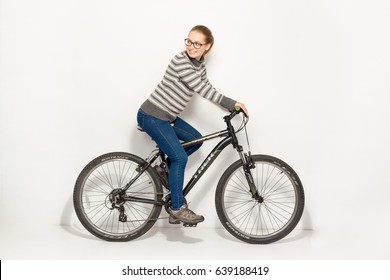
[253,193,264,203]
[108,189,128,222]
[109,189,125,206]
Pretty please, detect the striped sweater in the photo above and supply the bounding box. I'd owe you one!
[140,51,236,121]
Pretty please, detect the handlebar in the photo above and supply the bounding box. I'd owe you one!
[222,106,250,149]
[227,106,248,120]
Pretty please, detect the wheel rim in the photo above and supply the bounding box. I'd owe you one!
[79,158,158,237]
[222,161,299,239]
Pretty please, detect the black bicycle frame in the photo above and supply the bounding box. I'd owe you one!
[123,111,259,205]
[182,130,233,197]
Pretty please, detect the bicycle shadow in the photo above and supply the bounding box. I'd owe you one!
[214,209,313,244]
[214,227,313,245]
[60,195,203,244]
[144,214,205,244]
[61,193,312,245]
[60,195,98,241]
[59,194,161,242]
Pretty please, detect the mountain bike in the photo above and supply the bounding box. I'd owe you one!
[73,108,305,244]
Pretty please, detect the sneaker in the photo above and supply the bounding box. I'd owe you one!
[154,164,169,188]
[169,205,204,225]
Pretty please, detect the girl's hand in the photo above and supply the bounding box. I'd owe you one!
[235,102,249,116]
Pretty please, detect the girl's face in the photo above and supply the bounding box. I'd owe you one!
[185,31,211,61]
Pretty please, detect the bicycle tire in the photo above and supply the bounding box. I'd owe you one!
[215,154,304,244]
[73,152,163,241]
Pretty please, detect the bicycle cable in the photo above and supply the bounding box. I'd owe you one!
[244,118,251,152]
[235,114,251,152]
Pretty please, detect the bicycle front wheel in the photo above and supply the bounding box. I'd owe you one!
[73,152,163,241]
[215,154,304,244]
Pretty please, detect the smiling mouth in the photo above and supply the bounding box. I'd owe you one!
[186,49,201,60]
[186,49,195,55]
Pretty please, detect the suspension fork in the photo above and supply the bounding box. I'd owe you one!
[224,115,260,199]
[234,144,257,195]
[236,147,260,199]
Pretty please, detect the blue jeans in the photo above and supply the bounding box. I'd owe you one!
[137,109,202,210]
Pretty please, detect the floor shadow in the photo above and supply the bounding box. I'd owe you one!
[158,226,204,244]
[214,227,243,244]
[214,227,313,245]
[214,208,314,245]
[276,229,314,244]
[59,195,98,240]
[59,195,202,243]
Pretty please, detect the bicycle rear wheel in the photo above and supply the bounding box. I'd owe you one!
[73,152,163,241]
[215,154,304,244]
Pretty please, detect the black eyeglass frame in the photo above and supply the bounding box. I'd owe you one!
[184,38,207,49]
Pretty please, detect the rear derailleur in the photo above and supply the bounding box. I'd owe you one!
[108,188,127,222]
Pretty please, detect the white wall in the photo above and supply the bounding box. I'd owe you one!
[1,0,390,237]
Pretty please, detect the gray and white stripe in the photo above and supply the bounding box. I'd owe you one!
[142,51,236,121]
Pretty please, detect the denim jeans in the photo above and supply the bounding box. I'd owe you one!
[137,109,202,210]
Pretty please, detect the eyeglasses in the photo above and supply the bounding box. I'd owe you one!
[184,38,206,49]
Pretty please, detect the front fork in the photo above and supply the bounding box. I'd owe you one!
[237,146,262,202]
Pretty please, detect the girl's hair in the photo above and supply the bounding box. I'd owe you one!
[190,25,214,55]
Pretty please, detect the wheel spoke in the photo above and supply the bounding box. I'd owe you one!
[216,155,304,244]
[74,153,163,241]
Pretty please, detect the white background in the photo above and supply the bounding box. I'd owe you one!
[1,0,390,259]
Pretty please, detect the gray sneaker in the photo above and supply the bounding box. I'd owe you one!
[169,205,204,225]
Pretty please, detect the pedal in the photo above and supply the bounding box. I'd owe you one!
[183,223,197,227]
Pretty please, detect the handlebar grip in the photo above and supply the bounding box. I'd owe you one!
[227,107,243,120]
[234,105,248,118]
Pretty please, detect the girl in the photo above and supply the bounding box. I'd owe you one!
[137,25,248,225]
